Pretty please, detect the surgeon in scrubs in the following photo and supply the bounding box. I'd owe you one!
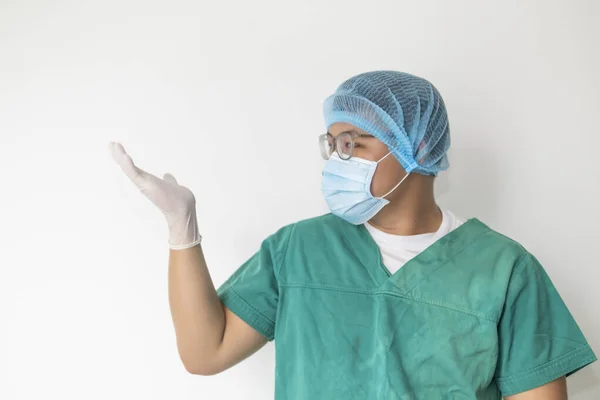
[109,70,597,399]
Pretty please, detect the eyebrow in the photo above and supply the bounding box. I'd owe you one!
[327,130,374,137]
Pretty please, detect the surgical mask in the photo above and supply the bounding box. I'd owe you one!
[321,152,410,225]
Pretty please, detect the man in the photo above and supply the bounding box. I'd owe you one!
[109,70,596,399]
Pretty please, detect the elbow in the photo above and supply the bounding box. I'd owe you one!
[180,354,222,376]
[184,362,220,376]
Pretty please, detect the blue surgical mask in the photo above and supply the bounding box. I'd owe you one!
[321,152,410,225]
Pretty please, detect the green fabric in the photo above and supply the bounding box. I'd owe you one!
[216,215,596,399]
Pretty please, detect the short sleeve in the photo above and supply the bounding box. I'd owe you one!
[495,253,597,396]
[216,226,292,341]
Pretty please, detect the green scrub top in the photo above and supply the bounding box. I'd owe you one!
[216,214,597,399]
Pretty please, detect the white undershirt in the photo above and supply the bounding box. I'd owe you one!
[364,209,467,275]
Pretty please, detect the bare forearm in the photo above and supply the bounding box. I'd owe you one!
[168,244,225,374]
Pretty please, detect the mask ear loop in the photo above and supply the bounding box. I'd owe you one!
[375,151,410,199]
[381,172,410,198]
[377,151,394,163]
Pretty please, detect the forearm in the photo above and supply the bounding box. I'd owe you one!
[168,244,225,374]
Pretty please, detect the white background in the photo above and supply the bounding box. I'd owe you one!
[1,0,598,399]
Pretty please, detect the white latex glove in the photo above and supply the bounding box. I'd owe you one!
[108,141,202,250]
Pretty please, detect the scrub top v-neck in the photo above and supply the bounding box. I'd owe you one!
[364,208,466,276]
[351,216,480,292]
[216,213,597,400]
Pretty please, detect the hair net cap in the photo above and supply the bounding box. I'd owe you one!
[323,70,450,176]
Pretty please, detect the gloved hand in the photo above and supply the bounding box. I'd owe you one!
[108,142,202,250]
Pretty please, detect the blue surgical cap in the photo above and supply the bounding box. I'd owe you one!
[323,70,450,176]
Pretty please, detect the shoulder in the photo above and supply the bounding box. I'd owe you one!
[292,212,340,229]
[461,217,531,262]
[263,213,342,251]
[272,213,341,239]
[460,218,548,297]
[413,218,539,321]
[264,213,345,280]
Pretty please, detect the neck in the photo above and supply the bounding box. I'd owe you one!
[367,176,441,236]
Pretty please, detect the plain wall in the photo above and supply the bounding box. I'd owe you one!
[0,0,598,398]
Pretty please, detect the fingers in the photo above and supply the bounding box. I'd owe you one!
[108,141,149,184]
[163,173,178,184]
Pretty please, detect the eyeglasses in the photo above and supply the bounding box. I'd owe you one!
[318,131,372,160]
